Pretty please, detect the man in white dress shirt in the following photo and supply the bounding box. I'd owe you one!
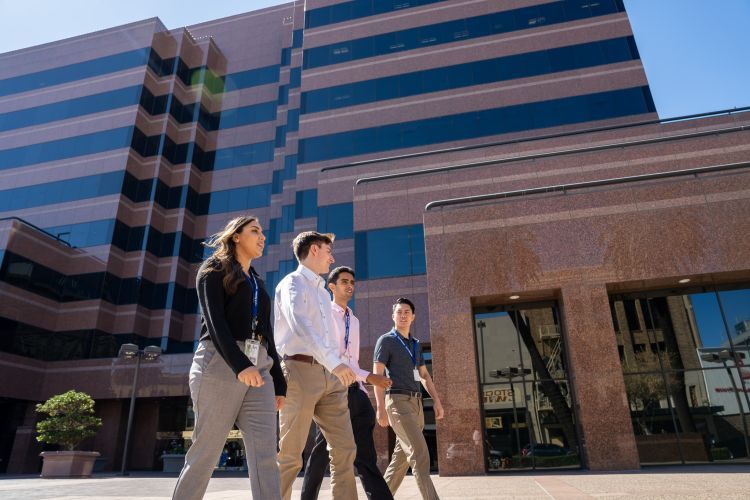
[300,266,393,500]
[274,232,358,500]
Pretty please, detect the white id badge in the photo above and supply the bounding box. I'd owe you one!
[244,339,260,365]
[413,368,421,382]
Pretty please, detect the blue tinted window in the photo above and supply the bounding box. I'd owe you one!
[278,85,290,105]
[268,218,281,245]
[219,101,277,129]
[289,67,302,89]
[272,170,284,194]
[147,52,225,93]
[0,86,141,133]
[0,251,196,313]
[0,172,124,211]
[354,224,425,280]
[287,109,300,132]
[295,189,318,219]
[207,184,272,214]
[224,65,280,91]
[293,29,304,48]
[44,220,116,248]
[265,270,279,293]
[173,60,212,88]
[279,259,297,277]
[139,88,222,131]
[280,48,292,67]
[281,205,295,232]
[299,87,654,163]
[303,0,625,69]
[318,203,353,239]
[148,50,175,77]
[0,127,133,171]
[129,129,221,172]
[301,37,638,114]
[305,0,448,29]
[212,141,275,170]
[284,155,298,179]
[275,126,287,147]
[0,316,195,360]
[0,48,150,97]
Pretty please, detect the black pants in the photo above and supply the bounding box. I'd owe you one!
[301,385,394,500]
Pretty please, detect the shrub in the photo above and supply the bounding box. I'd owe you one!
[710,447,733,461]
[35,390,103,451]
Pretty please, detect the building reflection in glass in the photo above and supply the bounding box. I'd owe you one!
[474,302,580,471]
[611,285,750,464]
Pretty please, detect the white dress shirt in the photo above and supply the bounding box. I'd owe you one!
[331,301,370,392]
[274,264,342,372]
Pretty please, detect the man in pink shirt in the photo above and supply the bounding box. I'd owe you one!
[300,266,393,500]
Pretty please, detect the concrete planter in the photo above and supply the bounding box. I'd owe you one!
[39,451,100,478]
[161,453,186,473]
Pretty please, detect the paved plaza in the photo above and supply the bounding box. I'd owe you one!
[2,466,750,499]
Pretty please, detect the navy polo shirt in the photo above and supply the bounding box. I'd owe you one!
[373,330,425,393]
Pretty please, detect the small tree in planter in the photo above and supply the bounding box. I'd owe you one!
[161,439,188,473]
[36,390,103,478]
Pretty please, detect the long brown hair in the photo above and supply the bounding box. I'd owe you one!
[200,216,257,295]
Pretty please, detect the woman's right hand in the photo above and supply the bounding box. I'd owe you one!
[237,366,263,387]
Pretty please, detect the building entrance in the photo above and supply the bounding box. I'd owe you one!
[474,301,581,471]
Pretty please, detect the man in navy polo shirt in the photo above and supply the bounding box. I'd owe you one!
[373,297,444,500]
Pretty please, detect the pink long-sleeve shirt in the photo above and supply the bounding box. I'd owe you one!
[331,301,369,393]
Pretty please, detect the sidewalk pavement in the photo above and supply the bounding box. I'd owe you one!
[1,465,750,499]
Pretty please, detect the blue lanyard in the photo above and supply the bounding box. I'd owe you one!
[391,330,417,367]
[344,308,351,351]
[243,271,259,334]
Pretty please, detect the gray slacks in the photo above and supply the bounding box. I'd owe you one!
[173,340,280,500]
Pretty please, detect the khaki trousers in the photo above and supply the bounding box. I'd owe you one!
[278,360,357,500]
[384,394,439,500]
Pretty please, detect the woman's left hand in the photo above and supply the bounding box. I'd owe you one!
[275,396,285,412]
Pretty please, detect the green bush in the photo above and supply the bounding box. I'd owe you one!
[710,447,733,461]
[35,390,102,451]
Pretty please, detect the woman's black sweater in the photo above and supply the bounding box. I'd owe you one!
[196,261,286,397]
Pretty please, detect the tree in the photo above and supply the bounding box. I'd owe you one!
[509,311,579,451]
[35,390,102,451]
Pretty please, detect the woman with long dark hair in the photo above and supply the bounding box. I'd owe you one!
[173,216,285,500]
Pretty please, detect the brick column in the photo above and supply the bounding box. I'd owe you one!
[561,283,640,470]
[429,298,485,476]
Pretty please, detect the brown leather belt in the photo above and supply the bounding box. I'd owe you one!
[283,354,319,365]
[386,389,422,398]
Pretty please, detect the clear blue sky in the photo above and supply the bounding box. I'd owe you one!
[0,0,748,118]
[624,0,750,118]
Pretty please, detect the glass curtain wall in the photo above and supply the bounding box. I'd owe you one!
[611,284,750,465]
[422,347,438,472]
[474,302,581,471]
